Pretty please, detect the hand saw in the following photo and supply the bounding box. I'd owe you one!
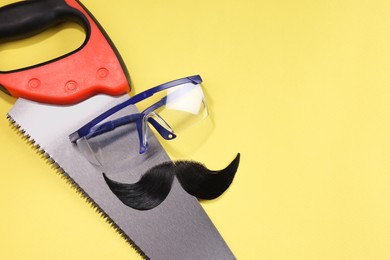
[0,0,235,259]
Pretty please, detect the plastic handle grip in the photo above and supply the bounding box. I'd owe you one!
[0,0,87,43]
[0,0,130,105]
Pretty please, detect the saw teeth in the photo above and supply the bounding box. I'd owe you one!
[6,113,148,259]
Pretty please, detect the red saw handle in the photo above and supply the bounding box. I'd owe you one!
[0,0,130,105]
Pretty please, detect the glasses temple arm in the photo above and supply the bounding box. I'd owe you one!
[84,113,143,139]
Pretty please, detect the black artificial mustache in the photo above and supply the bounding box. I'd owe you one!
[175,153,240,200]
[103,153,240,211]
[103,162,175,211]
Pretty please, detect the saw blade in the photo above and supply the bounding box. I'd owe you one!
[7,95,235,260]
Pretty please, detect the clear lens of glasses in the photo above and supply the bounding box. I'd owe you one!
[142,82,208,140]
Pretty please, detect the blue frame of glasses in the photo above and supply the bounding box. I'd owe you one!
[69,75,203,154]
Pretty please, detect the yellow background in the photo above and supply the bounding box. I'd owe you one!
[2,0,390,259]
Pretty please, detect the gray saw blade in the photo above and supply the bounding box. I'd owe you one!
[7,94,235,260]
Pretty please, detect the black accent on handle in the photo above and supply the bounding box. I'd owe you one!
[0,84,11,95]
[0,0,89,43]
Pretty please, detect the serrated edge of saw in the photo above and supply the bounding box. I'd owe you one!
[7,114,148,260]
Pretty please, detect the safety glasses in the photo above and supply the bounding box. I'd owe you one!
[70,75,208,154]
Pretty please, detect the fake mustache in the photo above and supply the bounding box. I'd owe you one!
[103,153,240,211]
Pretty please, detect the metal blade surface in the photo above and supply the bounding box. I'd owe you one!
[8,95,235,260]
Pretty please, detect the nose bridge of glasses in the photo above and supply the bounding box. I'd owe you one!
[136,111,177,154]
[146,112,176,140]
